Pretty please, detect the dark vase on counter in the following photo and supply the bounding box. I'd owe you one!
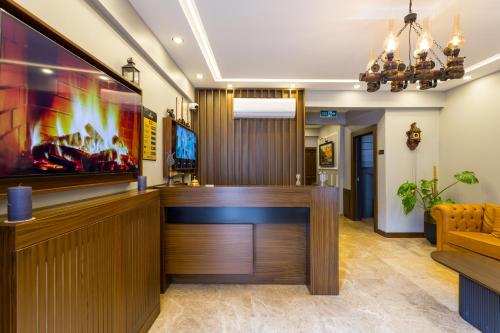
[424,211,437,245]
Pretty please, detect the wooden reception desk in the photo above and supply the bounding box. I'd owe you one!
[158,186,339,295]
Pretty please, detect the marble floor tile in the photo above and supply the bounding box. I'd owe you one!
[149,217,478,333]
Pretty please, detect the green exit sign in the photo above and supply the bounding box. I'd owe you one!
[320,110,337,118]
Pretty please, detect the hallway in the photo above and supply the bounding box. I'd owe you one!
[149,218,476,333]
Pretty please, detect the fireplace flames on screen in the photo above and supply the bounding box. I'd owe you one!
[29,88,138,173]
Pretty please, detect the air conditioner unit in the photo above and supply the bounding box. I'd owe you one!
[233,98,296,119]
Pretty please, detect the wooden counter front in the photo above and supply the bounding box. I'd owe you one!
[158,186,339,295]
[0,190,161,333]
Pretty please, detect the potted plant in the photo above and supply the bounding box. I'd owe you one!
[397,170,479,244]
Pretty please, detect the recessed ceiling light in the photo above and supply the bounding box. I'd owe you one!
[290,84,295,89]
[196,73,203,79]
[227,84,233,89]
[353,84,361,89]
[41,68,54,75]
[98,75,109,81]
[463,75,472,80]
[172,36,184,44]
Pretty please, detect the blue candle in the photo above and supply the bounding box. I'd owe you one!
[7,186,32,222]
[137,176,147,192]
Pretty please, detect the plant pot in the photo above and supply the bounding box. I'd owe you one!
[424,211,437,245]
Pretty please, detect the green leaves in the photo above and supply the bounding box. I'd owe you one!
[454,171,479,184]
[396,170,478,216]
[397,182,418,215]
[420,179,435,196]
[397,182,417,197]
[402,194,417,214]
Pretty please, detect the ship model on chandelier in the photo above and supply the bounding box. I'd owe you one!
[359,0,466,93]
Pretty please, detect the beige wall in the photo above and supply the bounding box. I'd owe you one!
[440,71,500,204]
[378,109,440,233]
[0,0,188,215]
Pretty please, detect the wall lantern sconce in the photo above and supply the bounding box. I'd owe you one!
[122,57,140,85]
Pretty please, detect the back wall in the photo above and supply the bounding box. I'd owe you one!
[194,89,305,185]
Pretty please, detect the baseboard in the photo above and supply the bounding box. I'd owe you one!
[375,229,425,238]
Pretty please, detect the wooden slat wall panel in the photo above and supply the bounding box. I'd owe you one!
[7,195,160,333]
[309,187,339,295]
[195,89,305,185]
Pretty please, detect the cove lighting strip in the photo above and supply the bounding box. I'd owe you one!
[179,0,500,84]
[465,52,500,73]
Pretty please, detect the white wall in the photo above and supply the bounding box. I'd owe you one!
[0,0,188,215]
[379,109,440,233]
[439,71,500,204]
[305,136,318,148]
[317,125,344,213]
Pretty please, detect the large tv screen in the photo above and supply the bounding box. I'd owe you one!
[175,125,197,161]
[0,10,141,178]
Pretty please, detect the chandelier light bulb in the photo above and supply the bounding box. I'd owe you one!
[416,18,433,54]
[383,20,399,54]
[448,15,465,49]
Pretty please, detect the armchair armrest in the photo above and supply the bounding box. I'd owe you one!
[431,204,484,250]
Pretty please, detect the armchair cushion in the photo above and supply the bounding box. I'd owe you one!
[483,203,500,235]
[447,231,500,260]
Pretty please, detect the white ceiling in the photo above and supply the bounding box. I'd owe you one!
[129,0,500,91]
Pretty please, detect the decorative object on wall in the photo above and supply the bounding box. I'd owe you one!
[397,168,479,244]
[319,141,335,167]
[0,5,142,196]
[142,107,157,161]
[6,186,33,223]
[406,122,422,150]
[194,89,305,186]
[137,175,147,191]
[295,174,301,186]
[166,152,176,187]
[122,57,140,85]
[166,108,175,119]
[359,0,466,92]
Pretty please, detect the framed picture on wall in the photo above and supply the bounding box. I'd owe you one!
[319,141,334,167]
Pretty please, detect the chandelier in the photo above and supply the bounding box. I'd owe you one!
[359,0,466,93]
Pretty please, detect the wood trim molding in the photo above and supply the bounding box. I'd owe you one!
[375,229,425,238]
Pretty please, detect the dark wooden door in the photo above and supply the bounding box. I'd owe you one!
[305,148,317,185]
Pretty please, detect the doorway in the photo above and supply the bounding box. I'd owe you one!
[305,147,317,185]
[351,126,378,231]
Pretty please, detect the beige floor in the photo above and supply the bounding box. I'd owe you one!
[149,217,477,333]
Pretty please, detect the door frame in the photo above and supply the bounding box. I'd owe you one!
[350,125,378,232]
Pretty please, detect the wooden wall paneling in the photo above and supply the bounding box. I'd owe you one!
[0,190,160,333]
[309,187,339,295]
[254,224,307,284]
[0,226,15,332]
[166,224,253,274]
[194,88,305,185]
